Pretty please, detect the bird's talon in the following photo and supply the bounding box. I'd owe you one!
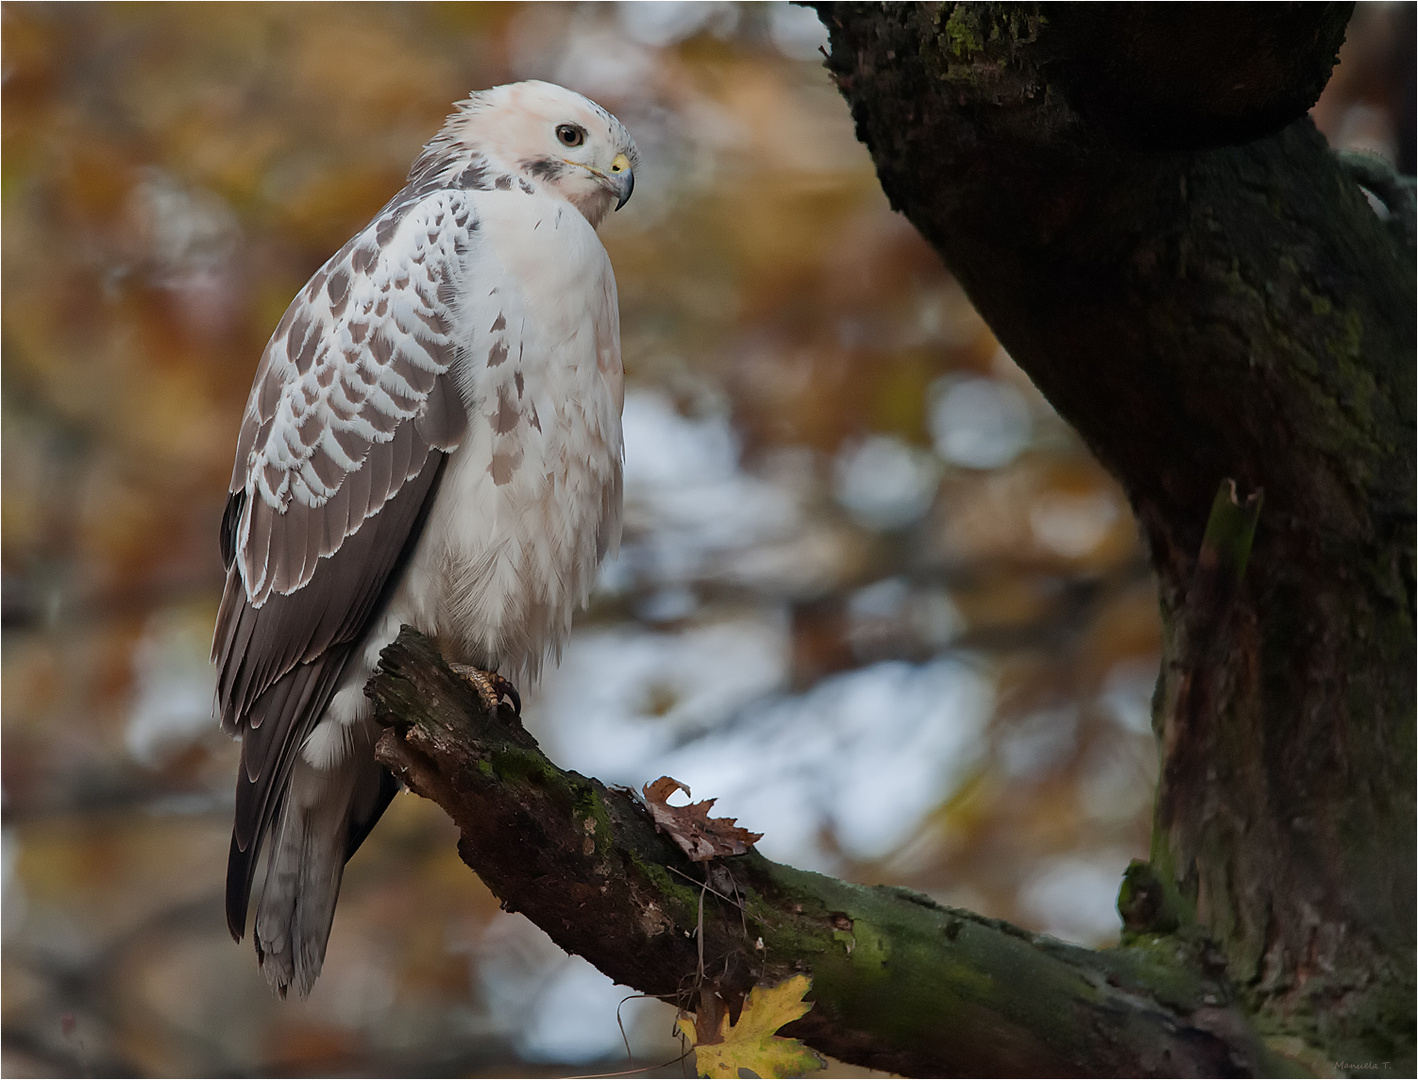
[488,673,522,716]
[449,663,521,716]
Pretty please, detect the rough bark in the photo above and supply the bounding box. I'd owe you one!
[370,627,1286,1078]
[813,2,1415,1075]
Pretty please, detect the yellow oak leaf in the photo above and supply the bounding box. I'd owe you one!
[676,975,826,1079]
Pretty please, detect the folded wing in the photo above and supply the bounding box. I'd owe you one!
[213,190,479,939]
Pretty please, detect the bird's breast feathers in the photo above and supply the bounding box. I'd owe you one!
[229,179,624,677]
[393,187,625,674]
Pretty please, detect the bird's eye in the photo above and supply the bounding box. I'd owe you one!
[556,124,585,148]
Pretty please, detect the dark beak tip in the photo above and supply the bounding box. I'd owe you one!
[614,172,635,211]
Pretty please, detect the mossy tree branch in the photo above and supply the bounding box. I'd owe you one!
[369,626,1283,1078]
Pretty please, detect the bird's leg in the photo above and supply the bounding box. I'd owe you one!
[448,663,522,716]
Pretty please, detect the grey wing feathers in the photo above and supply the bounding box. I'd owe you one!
[224,647,351,940]
[215,189,475,941]
[220,427,448,940]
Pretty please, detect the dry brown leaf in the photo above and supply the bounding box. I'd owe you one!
[642,776,763,862]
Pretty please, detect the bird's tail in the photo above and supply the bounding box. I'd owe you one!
[251,734,396,999]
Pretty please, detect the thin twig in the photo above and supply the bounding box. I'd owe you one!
[696,878,706,980]
[665,864,748,915]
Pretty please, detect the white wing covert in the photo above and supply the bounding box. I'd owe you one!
[231,192,476,606]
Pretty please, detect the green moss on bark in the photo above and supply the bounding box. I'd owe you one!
[369,627,1286,1076]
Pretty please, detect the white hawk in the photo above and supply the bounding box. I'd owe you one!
[213,81,638,997]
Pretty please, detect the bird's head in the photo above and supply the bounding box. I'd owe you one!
[419,80,639,229]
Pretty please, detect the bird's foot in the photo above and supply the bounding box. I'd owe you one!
[448,664,522,716]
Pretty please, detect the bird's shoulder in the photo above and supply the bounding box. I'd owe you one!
[227,186,478,526]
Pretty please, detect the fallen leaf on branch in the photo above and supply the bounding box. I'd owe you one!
[677,974,825,1079]
[643,776,763,862]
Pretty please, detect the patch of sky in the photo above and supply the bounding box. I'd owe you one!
[614,390,804,589]
[2,830,24,939]
[649,655,993,870]
[527,611,792,782]
[1019,852,1132,946]
[476,914,659,1063]
[847,576,964,660]
[618,1,739,47]
[127,168,240,290]
[1099,657,1159,736]
[125,606,222,767]
[535,616,991,873]
[929,375,1033,469]
[832,434,941,530]
[769,3,830,61]
[1029,490,1119,558]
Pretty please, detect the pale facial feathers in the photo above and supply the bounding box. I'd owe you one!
[410,80,640,229]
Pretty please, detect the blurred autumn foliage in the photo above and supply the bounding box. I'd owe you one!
[3,3,1410,1076]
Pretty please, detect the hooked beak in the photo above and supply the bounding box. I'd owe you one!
[613,167,635,211]
[574,152,635,212]
[607,152,635,211]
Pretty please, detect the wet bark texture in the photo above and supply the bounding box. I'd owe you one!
[371,627,1286,1078]
[813,1,1415,1074]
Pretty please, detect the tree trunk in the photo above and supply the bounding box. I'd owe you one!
[813,2,1415,1072]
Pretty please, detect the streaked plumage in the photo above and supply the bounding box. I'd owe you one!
[214,81,637,997]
